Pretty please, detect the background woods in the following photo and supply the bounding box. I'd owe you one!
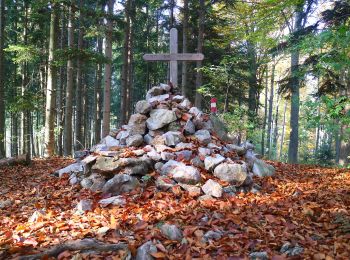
[0,0,349,166]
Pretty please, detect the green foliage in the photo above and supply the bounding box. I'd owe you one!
[5,45,41,64]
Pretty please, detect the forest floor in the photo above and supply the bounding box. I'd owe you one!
[0,158,349,259]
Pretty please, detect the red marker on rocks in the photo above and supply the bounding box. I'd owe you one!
[211,98,217,114]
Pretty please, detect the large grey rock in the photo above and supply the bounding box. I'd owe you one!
[126,134,144,147]
[172,165,201,184]
[194,130,211,145]
[191,156,204,168]
[213,163,247,186]
[102,174,140,195]
[146,109,177,130]
[202,179,222,198]
[176,142,194,149]
[161,151,176,161]
[249,251,268,260]
[136,241,157,260]
[172,95,184,103]
[135,100,152,114]
[175,150,193,161]
[56,162,84,177]
[148,93,170,103]
[160,224,183,241]
[210,115,232,142]
[77,199,93,212]
[128,114,147,135]
[202,230,223,242]
[189,107,202,118]
[147,150,161,161]
[280,242,304,256]
[167,121,182,132]
[226,144,247,156]
[160,160,182,175]
[198,147,211,157]
[179,184,201,196]
[116,130,130,145]
[92,156,153,176]
[179,98,191,109]
[162,131,183,147]
[155,176,176,191]
[144,134,153,145]
[204,154,225,171]
[252,159,275,178]
[102,135,120,147]
[99,196,126,206]
[184,120,195,135]
[146,86,164,100]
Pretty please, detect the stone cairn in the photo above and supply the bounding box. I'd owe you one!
[56,83,275,199]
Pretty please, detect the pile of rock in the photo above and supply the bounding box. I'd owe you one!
[56,83,275,199]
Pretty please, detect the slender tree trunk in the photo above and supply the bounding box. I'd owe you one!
[21,2,30,155]
[64,2,74,156]
[75,0,83,150]
[102,0,115,136]
[94,38,103,144]
[280,101,287,161]
[261,67,268,156]
[181,0,188,97]
[288,7,304,164]
[272,92,280,159]
[169,0,175,28]
[266,63,275,158]
[126,1,135,120]
[195,0,205,109]
[339,70,350,166]
[120,0,131,125]
[247,40,258,120]
[44,4,58,157]
[0,0,5,158]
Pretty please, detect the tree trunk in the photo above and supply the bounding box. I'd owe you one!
[0,0,5,158]
[339,70,350,166]
[102,0,115,136]
[181,0,188,97]
[287,6,304,164]
[261,67,268,156]
[75,0,84,150]
[120,0,131,125]
[280,101,287,161]
[194,0,204,109]
[247,40,258,120]
[169,0,175,28]
[266,63,275,158]
[94,35,103,144]
[44,4,58,157]
[64,1,74,156]
[21,2,30,156]
[272,92,280,159]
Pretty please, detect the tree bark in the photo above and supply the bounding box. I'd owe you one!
[102,0,115,136]
[64,1,75,156]
[0,0,5,158]
[75,0,84,150]
[247,40,258,120]
[261,67,268,156]
[280,101,287,161]
[339,70,350,166]
[194,0,205,109]
[181,0,189,97]
[94,36,103,144]
[44,4,58,157]
[266,63,276,158]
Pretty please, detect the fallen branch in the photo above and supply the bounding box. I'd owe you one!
[0,153,31,167]
[19,239,127,260]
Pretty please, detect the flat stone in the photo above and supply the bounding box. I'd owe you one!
[161,151,176,161]
[147,150,162,161]
[136,241,158,260]
[202,230,223,242]
[148,93,170,103]
[154,162,164,172]
[179,183,201,196]
[155,176,176,191]
[189,107,202,118]
[207,143,221,150]
[146,109,177,130]
[210,115,233,142]
[128,114,147,135]
[249,252,268,260]
[195,130,211,145]
[214,163,247,186]
[159,83,171,92]
[173,95,184,102]
[133,149,146,156]
[204,154,225,171]
[144,134,153,145]
[162,131,183,147]
[77,199,93,212]
[154,144,169,153]
[176,142,194,149]
[126,134,144,147]
[191,156,204,168]
[99,196,126,206]
[102,174,140,195]
[226,144,247,156]
[160,160,182,175]
[148,129,165,137]
[198,194,214,201]
[175,150,193,161]
[160,224,183,241]
[0,200,11,209]
[135,100,152,114]
[202,179,222,198]
[146,86,164,100]
[252,159,275,178]
[179,98,191,109]
[198,147,211,157]
[167,121,182,132]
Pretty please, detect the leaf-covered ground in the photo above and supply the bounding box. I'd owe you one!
[0,158,349,259]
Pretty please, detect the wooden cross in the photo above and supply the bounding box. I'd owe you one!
[143,28,204,88]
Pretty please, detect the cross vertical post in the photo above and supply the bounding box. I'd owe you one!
[169,28,178,87]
